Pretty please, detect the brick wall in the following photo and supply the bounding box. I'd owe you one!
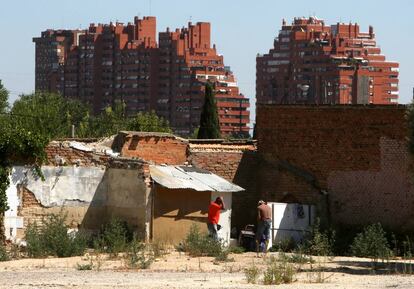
[189,142,259,231]
[189,151,243,181]
[117,132,188,165]
[256,105,412,230]
[328,137,414,231]
[16,187,93,239]
[45,142,109,166]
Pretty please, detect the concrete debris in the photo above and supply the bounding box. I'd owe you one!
[69,141,93,152]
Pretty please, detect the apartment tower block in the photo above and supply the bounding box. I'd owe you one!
[256,17,399,105]
[33,16,249,136]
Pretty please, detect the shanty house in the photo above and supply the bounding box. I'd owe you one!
[149,165,244,244]
[4,134,245,245]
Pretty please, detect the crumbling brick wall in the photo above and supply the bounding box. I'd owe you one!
[45,142,109,166]
[16,187,92,239]
[14,146,152,240]
[256,104,412,231]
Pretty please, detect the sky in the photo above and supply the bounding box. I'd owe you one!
[0,0,413,124]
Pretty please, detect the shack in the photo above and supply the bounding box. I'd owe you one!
[149,165,244,244]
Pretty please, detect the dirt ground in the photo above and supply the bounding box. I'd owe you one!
[1,251,414,288]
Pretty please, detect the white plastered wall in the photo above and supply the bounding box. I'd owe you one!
[211,191,232,245]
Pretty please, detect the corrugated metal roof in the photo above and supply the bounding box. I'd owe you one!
[149,165,244,192]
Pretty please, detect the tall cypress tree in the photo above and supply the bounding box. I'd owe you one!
[197,82,221,139]
[0,80,8,114]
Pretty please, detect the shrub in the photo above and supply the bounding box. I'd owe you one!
[25,222,46,258]
[0,245,9,261]
[25,214,87,258]
[263,256,296,285]
[96,217,131,256]
[244,263,260,284]
[304,218,335,256]
[183,224,227,259]
[125,239,153,269]
[350,223,392,263]
[214,249,231,262]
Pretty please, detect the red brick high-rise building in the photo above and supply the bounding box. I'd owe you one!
[33,17,249,136]
[256,17,399,105]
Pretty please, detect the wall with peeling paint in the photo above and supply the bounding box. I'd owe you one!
[5,166,149,241]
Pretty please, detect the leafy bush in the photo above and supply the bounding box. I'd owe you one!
[25,222,45,258]
[95,217,131,256]
[182,224,229,260]
[25,214,87,258]
[350,223,392,263]
[125,239,153,269]
[0,245,9,261]
[244,263,260,284]
[304,218,335,256]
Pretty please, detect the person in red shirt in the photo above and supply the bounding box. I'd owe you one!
[207,196,225,240]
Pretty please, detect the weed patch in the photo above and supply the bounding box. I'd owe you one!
[278,251,314,264]
[263,256,296,285]
[25,213,87,258]
[124,239,153,269]
[95,217,131,257]
[0,245,9,261]
[229,246,245,254]
[182,224,229,261]
[304,218,335,256]
[244,263,260,284]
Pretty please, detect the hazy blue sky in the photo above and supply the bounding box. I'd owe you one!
[0,0,413,123]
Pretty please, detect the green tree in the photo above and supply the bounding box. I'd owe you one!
[82,103,172,137]
[10,92,90,139]
[127,111,172,133]
[87,100,128,137]
[0,80,8,114]
[197,83,221,139]
[0,122,48,242]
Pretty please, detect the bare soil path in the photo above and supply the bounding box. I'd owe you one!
[0,252,413,288]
